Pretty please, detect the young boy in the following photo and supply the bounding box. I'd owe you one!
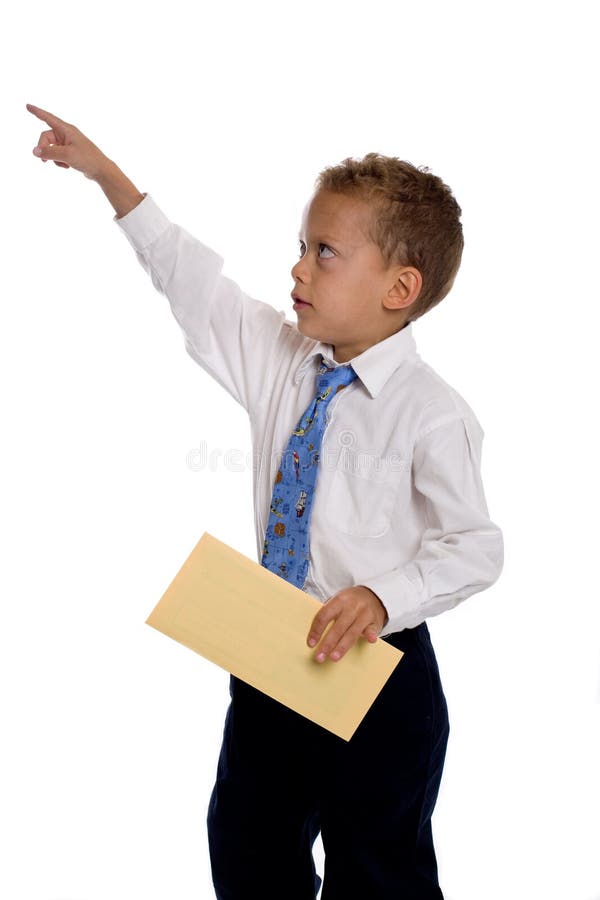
[28,103,504,899]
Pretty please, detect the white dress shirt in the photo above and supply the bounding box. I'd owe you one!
[114,193,504,637]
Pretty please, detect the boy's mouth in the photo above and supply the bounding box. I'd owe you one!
[292,292,312,309]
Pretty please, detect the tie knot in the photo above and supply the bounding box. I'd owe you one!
[316,355,358,394]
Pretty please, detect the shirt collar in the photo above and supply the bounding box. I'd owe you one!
[293,322,418,399]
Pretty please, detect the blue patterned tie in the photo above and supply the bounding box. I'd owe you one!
[261,354,359,588]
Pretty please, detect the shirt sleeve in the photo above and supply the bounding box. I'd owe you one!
[113,193,286,416]
[359,415,504,636]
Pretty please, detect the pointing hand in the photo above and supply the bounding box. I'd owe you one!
[26,103,109,180]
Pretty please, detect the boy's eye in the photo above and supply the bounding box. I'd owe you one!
[298,241,334,259]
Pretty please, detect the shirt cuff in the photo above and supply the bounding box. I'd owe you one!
[359,573,425,638]
[113,192,172,252]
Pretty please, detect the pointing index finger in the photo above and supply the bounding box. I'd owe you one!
[26,104,66,128]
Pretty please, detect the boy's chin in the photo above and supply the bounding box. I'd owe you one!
[295,318,325,341]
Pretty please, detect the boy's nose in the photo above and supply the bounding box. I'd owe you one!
[291,257,307,280]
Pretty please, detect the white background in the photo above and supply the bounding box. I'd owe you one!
[2,0,599,898]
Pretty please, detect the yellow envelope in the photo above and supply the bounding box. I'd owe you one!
[146,532,403,741]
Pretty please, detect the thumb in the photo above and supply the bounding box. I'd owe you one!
[33,143,70,167]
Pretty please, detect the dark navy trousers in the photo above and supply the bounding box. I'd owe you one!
[207,622,450,899]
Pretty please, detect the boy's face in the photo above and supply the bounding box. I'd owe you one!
[291,190,413,362]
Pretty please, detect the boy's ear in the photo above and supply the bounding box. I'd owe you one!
[385,266,423,310]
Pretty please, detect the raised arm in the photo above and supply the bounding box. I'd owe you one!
[27,102,288,415]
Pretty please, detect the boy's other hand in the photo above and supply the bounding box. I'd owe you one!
[27,103,110,180]
[307,585,389,663]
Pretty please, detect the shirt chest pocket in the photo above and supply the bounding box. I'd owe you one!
[323,445,406,538]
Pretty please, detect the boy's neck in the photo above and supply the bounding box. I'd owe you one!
[332,320,411,364]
